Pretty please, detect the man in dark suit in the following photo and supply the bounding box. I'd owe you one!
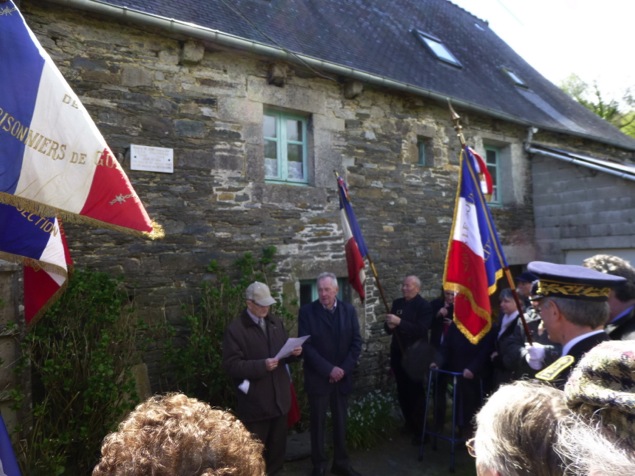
[525,261,626,389]
[384,275,433,442]
[583,254,635,341]
[298,272,363,476]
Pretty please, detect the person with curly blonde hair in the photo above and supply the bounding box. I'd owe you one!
[92,393,265,476]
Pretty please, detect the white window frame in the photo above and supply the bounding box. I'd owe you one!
[485,146,501,205]
[413,29,462,68]
[263,109,309,184]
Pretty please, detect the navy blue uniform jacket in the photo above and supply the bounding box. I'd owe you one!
[298,299,362,396]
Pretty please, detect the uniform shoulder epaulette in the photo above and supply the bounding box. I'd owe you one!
[535,355,575,382]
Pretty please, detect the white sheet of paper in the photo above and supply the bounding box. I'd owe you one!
[238,379,250,394]
[274,335,310,360]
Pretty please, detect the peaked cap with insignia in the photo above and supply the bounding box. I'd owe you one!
[528,261,626,302]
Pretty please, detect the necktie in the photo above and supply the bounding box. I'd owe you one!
[259,318,267,335]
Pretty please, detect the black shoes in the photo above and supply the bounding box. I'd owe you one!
[311,467,326,476]
[331,464,362,476]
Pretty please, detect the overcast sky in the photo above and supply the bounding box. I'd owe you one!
[450,0,635,102]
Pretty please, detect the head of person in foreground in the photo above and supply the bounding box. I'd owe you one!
[472,380,569,476]
[92,392,265,476]
[555,414,635,476]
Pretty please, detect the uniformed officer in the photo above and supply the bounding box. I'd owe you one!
[522,261,625,388]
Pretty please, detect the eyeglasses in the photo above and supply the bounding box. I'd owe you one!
[533,299,550,316]
[466,437,476,458]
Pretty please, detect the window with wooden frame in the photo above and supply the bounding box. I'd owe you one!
[485,146,501,205]
[263,109,309,184]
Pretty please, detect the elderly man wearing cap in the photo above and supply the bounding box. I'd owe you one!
[222,281,302,476]
[523,261,626,388]
[583,254,635,341]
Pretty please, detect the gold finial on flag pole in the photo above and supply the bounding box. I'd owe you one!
[448,99,467,147]
[446,100,533,344]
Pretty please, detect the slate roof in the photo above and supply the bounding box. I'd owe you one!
[51,0,635,151]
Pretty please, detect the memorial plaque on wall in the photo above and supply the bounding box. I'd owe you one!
[130,144,174,173]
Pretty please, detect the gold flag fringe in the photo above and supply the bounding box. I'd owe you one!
[0,193,164,240]
[0,252,68,277]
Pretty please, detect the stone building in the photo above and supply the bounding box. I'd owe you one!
[4,0,635,396]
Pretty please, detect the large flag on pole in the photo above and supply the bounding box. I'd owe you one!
[443,146,506,343]
[0,1,162,239]
[337,176,368,301]
[0,204,72,326]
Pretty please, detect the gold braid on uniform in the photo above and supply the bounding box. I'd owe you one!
[536,279,610,300]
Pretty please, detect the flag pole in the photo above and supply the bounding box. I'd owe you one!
[334,171,391,313]
[448,101,533,345]
[368,256,391,313]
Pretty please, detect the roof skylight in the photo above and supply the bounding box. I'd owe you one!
[413,29,462,67]
[504,68,528,88]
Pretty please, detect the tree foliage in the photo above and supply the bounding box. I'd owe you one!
[560,74,635,137]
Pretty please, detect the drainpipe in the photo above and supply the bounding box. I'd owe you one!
[525,145,635,182]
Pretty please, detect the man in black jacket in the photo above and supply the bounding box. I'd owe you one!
[298,272,363,476]
[384,275,433,442]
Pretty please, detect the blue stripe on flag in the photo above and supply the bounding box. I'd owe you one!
[0,413,21,476]
[461,150,507,286]
[0,1,46,193]
[337,178,369,258]
[0,203,52,261]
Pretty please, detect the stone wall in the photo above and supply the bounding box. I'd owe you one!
[0,261,25,433]
[17,1,572,393]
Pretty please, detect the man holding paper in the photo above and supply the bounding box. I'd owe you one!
[222,281,302,476]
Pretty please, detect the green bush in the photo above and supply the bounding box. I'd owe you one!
[15,269,141,475]
[158,246,300,411]
[346,389,399,450]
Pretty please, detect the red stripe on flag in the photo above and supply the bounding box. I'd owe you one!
[24,266,62,325]
[345,237,365,301]
[79,149,154,234]
[445,241,493,341]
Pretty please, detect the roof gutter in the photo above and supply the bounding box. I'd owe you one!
[526,146,635,182]
[42,0,635,151]
[42,0,535,122]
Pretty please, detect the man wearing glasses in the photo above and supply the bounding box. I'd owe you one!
[523,261,625,388]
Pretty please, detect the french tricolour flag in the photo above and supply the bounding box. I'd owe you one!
[337,176,368,301]
[0,203,72,326]
[443,146,506,343]
[0,1,160,238]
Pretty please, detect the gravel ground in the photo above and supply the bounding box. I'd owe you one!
[279,428,477,476]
